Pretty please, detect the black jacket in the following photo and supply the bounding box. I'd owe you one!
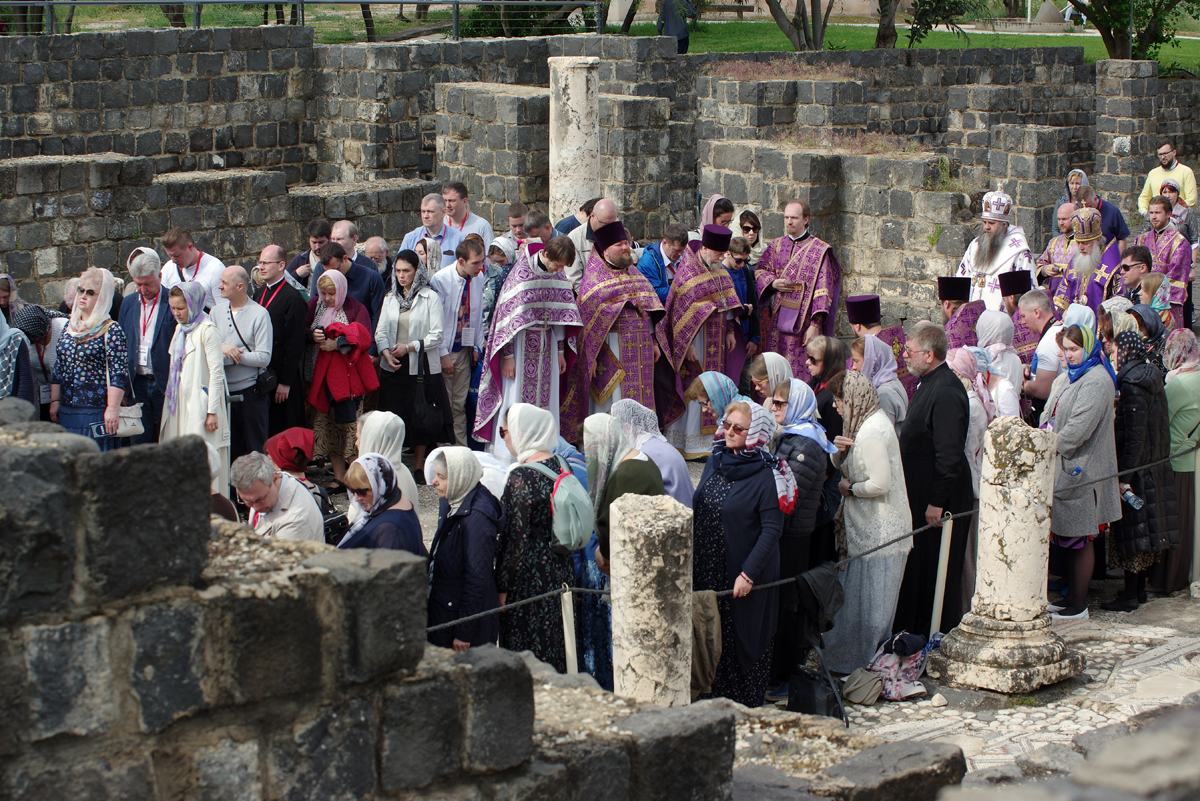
[1112,359,1178,558]
[253,278,307,391]
[427,484,505,649]
[899,361,973,516]
[774,432,827,539]
[117,287,177,397]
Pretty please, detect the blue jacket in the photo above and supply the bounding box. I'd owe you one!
[1096,198,1130,244]
[117,287,177,398]
[636,241,675,303]
[726,263,760,344]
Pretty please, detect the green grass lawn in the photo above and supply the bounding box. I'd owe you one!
[621,20,1200,73]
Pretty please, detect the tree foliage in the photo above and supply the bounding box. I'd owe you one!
[905,0,991,47]
[1065,0,1200,60]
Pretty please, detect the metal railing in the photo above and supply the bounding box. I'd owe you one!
[21,0,604,41]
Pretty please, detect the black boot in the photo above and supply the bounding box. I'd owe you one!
[1100,593,1138,612]
[1136,573,1148,605]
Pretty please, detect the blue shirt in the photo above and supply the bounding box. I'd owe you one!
[554,215,583,237]
[1096,199,1130,245]
[400,225,465,269]
[636,242,675,303]
[725,263,759,344]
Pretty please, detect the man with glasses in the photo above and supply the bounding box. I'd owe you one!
[1117,244,1154,303]
[230,452,323,541]
[894,321,973,636]
[253,245,308,435]
[659,224,744,458]
[636,222,689,303]
[1138,138,1197,217]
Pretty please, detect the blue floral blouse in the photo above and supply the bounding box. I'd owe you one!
[52,323,130,409]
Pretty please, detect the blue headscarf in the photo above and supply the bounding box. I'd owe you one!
[778,378,837,454]
[1065,324,1117,387]
[698,371,749,417]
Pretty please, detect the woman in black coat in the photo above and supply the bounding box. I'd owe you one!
[804,335,848,567]
[768,378,840,693]
[693,400,792,707]
[426,447,505,650]
[1102,331,1178,612]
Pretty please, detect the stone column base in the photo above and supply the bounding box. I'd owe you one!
[925,612,1085,694]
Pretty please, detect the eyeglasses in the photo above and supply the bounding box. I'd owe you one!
[348,486,372,497]
[741,226,759,233]
[903,345,928,355]
[80,288,98,297]
[237,486,271,506]
[727,423,748,435]
[499,426,509,438]
[698,399,713,411]
[769,398,787,408]
[256,259,282,266]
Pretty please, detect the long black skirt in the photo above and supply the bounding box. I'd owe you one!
[377,356,454,448]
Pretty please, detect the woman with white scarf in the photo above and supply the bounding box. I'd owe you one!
[610,398,693,508]
[50,267,130,450]
[338,453,424,554]
[160,281,229,484]
[356,410,422,520]
[975,309,1024,398]
[426,446,503,651]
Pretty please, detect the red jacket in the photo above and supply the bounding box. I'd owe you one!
[306,315,379,412]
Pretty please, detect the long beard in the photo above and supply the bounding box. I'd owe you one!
[1072,245,1103,283]
[608,251,633,270]
[977,227,1006,269]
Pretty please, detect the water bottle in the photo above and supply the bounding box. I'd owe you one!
[1122,489,1144,510]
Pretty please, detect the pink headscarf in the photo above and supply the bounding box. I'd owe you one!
[947,347,995,423]
[701,194,727,228]
[317,269,348,328]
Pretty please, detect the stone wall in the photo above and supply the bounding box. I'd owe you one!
[1158,78,1200,161]
[0,152,435,304]
[0,27,317,183]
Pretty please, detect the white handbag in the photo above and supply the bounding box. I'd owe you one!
[105,345,145,438]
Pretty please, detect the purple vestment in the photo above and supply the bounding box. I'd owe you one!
[944,300,986,350]
[755,234,841,382]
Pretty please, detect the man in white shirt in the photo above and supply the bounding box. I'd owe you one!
[231,452,323,542]
[1019,289,1063,418]
[430,238,485,446]
[400,193,465,269]
[159,227,227,312]
[442,181,495,244]
[118,247,176,444]
[567,198,618,292]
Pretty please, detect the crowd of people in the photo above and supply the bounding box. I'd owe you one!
[1,143,1197,707]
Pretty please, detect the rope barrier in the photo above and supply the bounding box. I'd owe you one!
[425,440,1200,632]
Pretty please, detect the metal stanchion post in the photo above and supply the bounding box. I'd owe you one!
[560,584,578,674]
[193,1,201,28]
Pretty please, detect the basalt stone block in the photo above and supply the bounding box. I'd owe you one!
[23,617,117,740]
[75,436,209,601]
[7,757,157,800]
[0,445,77,623]
[380,672,463,789]
[129,603,207,733]
[303,549,427,682]
[823,741,966,801]
[454,645,534,773]
[619,700,736,801]
[268,698,375,801]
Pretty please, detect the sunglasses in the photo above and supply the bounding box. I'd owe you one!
[727,423,748,435]
[731,258,748,266]
[80,288,98,298]
[806,355,822,364]
[348,486,372,497]
[770,398,787,408]
[741,225,759,233]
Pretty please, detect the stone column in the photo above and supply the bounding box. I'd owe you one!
[609,494,693,707]
[1092,59,1159,223]
[927,417,1085,694]
[548,57,601,224]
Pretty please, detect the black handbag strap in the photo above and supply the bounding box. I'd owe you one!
[228,306,263,379]
[416,342,430,382]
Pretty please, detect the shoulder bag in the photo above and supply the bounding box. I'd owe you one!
[104,334,144,438]
[408,343,450,439]
[229,306,278,396]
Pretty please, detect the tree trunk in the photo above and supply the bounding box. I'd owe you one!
[762,0,804,49]
[874,0,897,47]
[361,3,377,41]
[620,0,639,33]
[809,0,822,49]
[501,3,512,36]
[1003,0,1022,17]
[161,4,188,26]
[63,4,76,32]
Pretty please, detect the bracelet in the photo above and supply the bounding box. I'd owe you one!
[739,572,753,586]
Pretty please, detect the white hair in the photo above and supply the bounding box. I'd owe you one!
[230,452,276,491]
[127,248,162,279]
[421,193,446,211]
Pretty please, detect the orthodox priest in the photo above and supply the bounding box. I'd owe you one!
[939,276,985,349]
[561,220,665,442]
[996,270,1039,365]
[755,200,841,381]
[659,224,744,458]
[473,236,583,456]
[954,191,1035,310]
[1035,202,1079,297]
[1051,206,1122,318]
[1133,195,1194,329]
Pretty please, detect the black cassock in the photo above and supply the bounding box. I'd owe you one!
[893,361,975,637]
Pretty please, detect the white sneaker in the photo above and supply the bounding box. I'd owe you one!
[1051,608,1089,620]
[1047,603,1065,612]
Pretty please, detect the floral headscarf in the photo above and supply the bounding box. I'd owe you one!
[732,401,797,513]
[947,347,995,423]
[392,249,431,314]
[165,282,208,415]
[584,413,633,507]
[859,335,899,389]
[778,378,837,454]
[834,371,882,452]
[316,269,348,329]
[339,453,403,546]
[1164,328,1200,383]
[1115,329,1148,370]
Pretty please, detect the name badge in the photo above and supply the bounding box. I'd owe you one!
[39,384,52,404]
[138,342,151,367]
[460,327,476,348]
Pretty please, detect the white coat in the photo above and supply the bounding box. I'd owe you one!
[375,287,445,375]
[159,319,230,488]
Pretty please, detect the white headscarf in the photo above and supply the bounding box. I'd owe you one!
[609,398,666,449]
[1062,303,1095,333]
[506,403,557,463]
[358,411,420,514]
[68,267,115,340]
[761,351,793,394]
[1101,295,1134,316]
[425,446,483,514]
[976,309,1018,361]
[340,453,402,545]
[583,413,633,506]
[489,236,517,266]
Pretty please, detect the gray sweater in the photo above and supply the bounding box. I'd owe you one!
[212,299,273,391]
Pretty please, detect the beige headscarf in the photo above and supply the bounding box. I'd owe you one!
[425,446,483,514]
[357,411,420,514]
[506,403,557,463]
[68,267,115,339]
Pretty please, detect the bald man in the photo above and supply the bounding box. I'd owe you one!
[214,263,275,461]
[567,197,619,292]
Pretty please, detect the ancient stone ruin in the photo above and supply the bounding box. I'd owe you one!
[1,29,1197,327]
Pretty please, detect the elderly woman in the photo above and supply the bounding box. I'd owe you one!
[1101,330,1176,612]
[426,446,503,651]
[356,410,421,518]
[694,400,792,707]
[976,309,1024,394]
[610,398,692,509]
[0,274,24,323]
[748,351,793,402]
[767,378,836,693]
[822,371,911,673]
[51,268,129,451]
[306,269,377,492]
[850,334,907,435]
[684,371,750,427]
[1154,329,1200,595]
[160,282,229,484]
[12,304,68,419]
[338,453,424,553]
[375,249,448,474]
[0,301,35,408]
[496,403,575,673]
[1047,324,1121,620]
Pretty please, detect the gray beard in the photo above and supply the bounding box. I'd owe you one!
[977,225,1007,270]
[1072,245,1103,283]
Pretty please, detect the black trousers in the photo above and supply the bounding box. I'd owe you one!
[129,373,164,446]
[230,385,270,462]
